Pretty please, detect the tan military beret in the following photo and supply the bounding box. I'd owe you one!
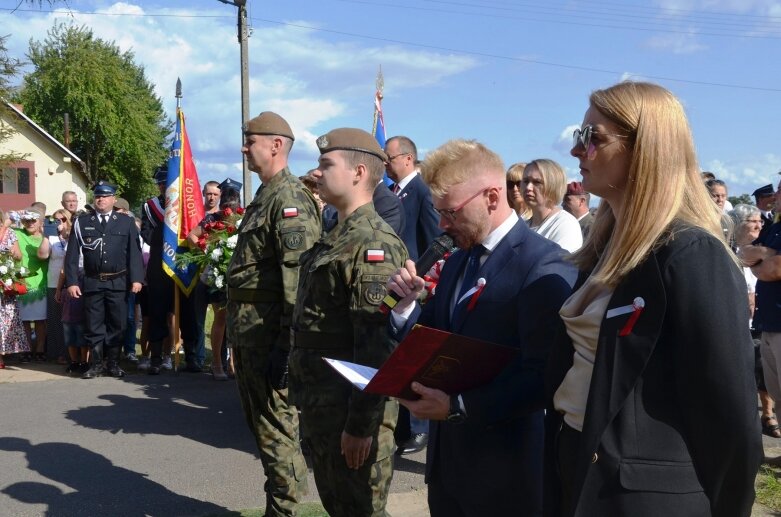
[243,111,294,141]
[114,197,130,211]
[315,128,388,162]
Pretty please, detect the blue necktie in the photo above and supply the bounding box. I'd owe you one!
[452,245,485,325]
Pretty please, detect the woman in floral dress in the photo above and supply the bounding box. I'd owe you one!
[0,209,29,368]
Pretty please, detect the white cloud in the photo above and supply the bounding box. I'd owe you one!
[645,31,707,54]
[703,154,781,195]
[554,124,579,157]
[4,2,476,191]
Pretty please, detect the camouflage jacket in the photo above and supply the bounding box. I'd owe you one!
[227,167,322,349]
[291,202,408,437]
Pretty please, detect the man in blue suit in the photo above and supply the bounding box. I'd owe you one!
[386,139,576,516]
[385,135,442,454]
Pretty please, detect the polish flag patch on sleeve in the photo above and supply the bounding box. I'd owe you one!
[365,249,385,263]
[282,207,299,218]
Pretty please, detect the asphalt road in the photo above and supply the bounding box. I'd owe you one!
[0,365,428,516]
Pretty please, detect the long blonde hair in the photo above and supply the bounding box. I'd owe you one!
[571,81,730,286]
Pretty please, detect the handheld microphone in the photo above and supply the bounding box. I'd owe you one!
[379,233,455,315]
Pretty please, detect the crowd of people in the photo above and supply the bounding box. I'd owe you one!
[2,80,780,517]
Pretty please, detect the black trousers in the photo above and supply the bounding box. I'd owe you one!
[556,422,582,517]
[146,269,199,361]
[83,288,127,351]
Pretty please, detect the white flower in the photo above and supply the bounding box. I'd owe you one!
[235,218,242,227]
[18,267,27,275]
[0,265,8,275]
[226,235,238,249]
[210,247,223,261]
[214,275,224,289]
[4,278,11,287]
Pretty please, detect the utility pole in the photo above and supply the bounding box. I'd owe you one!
[218,0,251,205]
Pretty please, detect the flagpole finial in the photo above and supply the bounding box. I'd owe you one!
[375,66,384,100]
[176,78,182,99]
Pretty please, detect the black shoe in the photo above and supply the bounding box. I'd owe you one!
[65,362,79,375]
[184,360,202,373]
[149,357,162,375]
[107,361,125,378]
[82,363,105,379]
[148,365,160,375]
[397,433,428,455]
[78,362,90,374]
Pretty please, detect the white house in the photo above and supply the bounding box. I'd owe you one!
[0,102,89,213]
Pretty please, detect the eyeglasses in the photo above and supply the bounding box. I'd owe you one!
[506,180,522,190]
[572,124,627,155]
[434,188,490,222]
[55,217,67,223]
[385,153,409,163]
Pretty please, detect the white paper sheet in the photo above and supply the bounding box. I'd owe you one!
[323,358,378,390]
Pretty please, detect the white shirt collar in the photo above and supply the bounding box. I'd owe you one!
[395,170,419,193]
[480,211,519,253]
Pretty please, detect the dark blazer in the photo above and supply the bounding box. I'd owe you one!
[392,219,577,516]
[65,211,144,292]
[544,226,762,517]
[372,182,405,237]
[397,173,441,260]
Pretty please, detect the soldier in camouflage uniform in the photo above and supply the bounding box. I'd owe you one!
[289,128,408,517]
[226,112,321,517]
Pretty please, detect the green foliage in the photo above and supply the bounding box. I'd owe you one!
[0,34,29,168]
[729,194,753,207]
[16,23,171,205]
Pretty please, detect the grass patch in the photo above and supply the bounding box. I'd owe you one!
[756,463,781,511]
[205,502,328,516]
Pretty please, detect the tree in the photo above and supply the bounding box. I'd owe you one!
[16,23,170,204]
[728,194,753,207]
[0,34,29,168]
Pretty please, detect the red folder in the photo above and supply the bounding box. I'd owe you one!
[365,324,519,400]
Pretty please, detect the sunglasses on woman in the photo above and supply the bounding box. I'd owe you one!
[572,125,628,155]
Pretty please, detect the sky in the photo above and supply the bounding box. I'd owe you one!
[2,0,781,200]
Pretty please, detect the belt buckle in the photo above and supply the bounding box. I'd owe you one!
[99,272,108,281]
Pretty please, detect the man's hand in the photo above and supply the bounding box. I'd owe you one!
[739,245,772,266]
[341,431,373,470]
[387,259,426,314]
[130,282,143,294]
[397,382,450,421]
[66,285,81,299]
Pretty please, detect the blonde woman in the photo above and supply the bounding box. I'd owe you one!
[40,209,71,365]
[15,207,48,361]
[545,82,761,517]
[506,162,531,219]
[522,159,582,252]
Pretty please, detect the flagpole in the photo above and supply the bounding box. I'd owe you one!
[173,78,183,373]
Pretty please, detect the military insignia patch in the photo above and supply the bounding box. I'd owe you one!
[283,207,299,218]
[365,249,385,262]
[86,237,92,243]
[364,282,386,305]
[284,232,304,250]
[316,135,329,149]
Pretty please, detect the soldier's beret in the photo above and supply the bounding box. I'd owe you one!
[753,184,774,198]
[114,198,130,212]
[93,181,117,197]
[315,128,388,162]
[243,111,294,141]
[219,178,242,193]
[566,181,586,196]
[153,164,168,184]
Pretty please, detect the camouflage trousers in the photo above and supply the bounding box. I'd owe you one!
[299,399,398,517]
[229,302,308,517]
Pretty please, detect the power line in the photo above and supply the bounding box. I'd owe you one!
[3,5,780,92]
[248,16,781,93]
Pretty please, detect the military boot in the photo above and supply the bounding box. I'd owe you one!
[82,361,105,379]
[106,347,125,378]
[82,346,104,379]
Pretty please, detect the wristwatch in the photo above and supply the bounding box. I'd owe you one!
[446,395,466,424]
